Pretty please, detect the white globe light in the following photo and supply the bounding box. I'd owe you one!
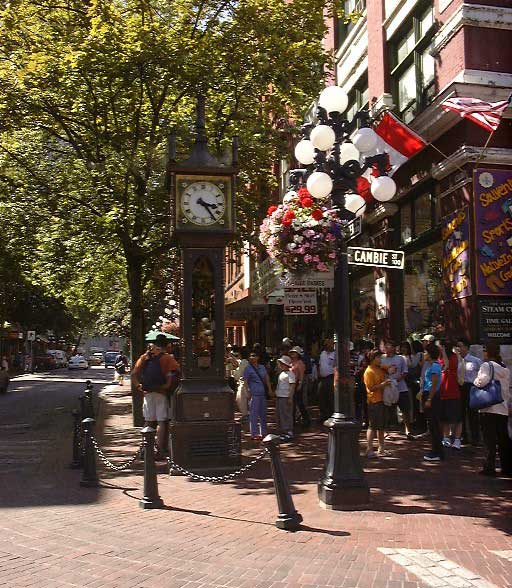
[339,142,360,164]
[306,171,333,199]
[310,125,335,151]
[352,127,378,153]
[169,299,176,306]
[283,190,298,203]
[371,175,397,202]
[294,139,315,165]
[319,86,349,114]
[345,193,366,217]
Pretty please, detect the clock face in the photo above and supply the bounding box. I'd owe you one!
[180,181,226,226]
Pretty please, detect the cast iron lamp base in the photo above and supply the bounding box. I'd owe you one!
[318,414,370,509]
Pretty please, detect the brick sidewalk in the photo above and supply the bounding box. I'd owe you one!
[1,384,512,588]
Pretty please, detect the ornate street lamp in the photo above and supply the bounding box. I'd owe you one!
[293,85,396,509]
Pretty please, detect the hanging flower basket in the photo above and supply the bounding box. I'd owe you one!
[259,187,343,275]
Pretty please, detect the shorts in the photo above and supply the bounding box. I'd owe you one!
[397,391,411,413]
[440,398,462,423]
[143,392,169,422]
[368,401,388,430]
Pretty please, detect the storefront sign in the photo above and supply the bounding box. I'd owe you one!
[282,269,334,289]
[283,289,317,315]
[250,257,279,299]
[478,299,512,343]
[347,247,404,269]
[441,206,472,299]
[473,169,512,296]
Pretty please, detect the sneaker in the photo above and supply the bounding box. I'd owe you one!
[423,452,441,462]
[377,449,392,457]
[366,450,378,459]
[452,438,461,450]
[442,437,452,448]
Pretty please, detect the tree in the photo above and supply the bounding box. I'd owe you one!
[0,0,343,357]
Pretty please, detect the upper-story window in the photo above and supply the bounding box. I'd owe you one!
[390,4,436,123]
[337,0,366,49]
[346,75,369,121]
[400,189,438,245]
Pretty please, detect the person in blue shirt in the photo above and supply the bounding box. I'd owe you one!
[423,343,444,461]
[243,352,273,440]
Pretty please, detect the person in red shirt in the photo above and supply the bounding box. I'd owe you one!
[438,340,463,450]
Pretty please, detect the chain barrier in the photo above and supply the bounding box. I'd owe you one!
[91,436,142,471]
[167,448,268,483]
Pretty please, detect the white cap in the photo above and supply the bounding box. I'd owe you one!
[277,355,292,367]
[422,334,435,342]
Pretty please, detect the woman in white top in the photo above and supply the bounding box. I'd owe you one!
[473,342,512,477]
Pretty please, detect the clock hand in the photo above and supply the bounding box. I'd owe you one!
[197,197,217,221]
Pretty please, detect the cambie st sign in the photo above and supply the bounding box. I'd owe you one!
[347,247,404,270]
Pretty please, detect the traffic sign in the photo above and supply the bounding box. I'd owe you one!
[347,247,404,269]
[343,216,362,241]
[26,330,36,341]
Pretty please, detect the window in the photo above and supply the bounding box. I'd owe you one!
[337,0,366,48]
[400,190,437,244]
[345,75,369,122]
[390,4,436,122]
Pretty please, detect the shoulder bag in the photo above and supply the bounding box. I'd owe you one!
[250,364,271,399]
[469,362,503,410]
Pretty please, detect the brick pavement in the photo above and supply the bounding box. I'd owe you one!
[1,379,511,588]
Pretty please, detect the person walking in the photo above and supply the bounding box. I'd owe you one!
[438,340,463,450]
[422,343,444,462]
[382,340,412,438]
[114,351,129,386]
[0,366,10,394]
[234,348,250,423]
[456,337,483,445]
[243,352,272,440]
[318,338,335,423]
[289,346,311,427]
[473,342,512,477]
[363,350,392,458]
[132,334,180,459]
[274,355,296,441]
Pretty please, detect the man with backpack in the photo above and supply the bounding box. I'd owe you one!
[132,334,180,459]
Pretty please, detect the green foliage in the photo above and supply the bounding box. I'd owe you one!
[0,0,345,349]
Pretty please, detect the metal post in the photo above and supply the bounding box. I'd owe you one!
[140,426,164,509]
[84,382,94,419]
[318,233,370,509]
[80,418,99,487]
[70,409,82,469]
[262,434,302,531]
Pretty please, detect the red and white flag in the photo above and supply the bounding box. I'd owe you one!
[441,96,511,133]
[373,112,427,175]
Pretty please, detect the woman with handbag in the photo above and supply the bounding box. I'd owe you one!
[473,342,512,477]
[243,352,273,441]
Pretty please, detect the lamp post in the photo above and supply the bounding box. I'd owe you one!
[293,86,396,509]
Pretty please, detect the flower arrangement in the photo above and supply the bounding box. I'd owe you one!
[259,187,343,275]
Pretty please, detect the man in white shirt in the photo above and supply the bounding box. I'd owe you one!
[318,338,335,423]
[457,337,483,445]
[275,356,296,440]
[381,340,412,438]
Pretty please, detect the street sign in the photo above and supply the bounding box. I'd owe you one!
[283,289,317,315]
[343,216,362,241]
[347,247,404,269]
[26,330,36,341]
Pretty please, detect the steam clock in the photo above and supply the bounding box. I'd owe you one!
[169,96,241,471]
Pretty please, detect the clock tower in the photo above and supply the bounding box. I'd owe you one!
[168,96,241,472]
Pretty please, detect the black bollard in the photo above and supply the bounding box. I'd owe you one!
[84,383,94,419]
[69,409,82,469]
[262,434,303,531]
[139,426,164,509]
[80,418,99,487]
[79,395,86,419]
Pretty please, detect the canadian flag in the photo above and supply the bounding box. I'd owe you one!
[373,112,427,175]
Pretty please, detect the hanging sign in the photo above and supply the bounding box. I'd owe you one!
[282,269,334,289]
[441,207,472,299]
[473,169,512,296]
[283,289,317,315]
[347,247,404,269]
[343,217,362,241]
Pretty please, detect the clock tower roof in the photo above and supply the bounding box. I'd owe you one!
[169,95,238,174]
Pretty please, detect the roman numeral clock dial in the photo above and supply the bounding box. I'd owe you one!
[180,181,226,226]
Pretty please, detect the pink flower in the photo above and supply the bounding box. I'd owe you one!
[317,262,329,271]
[328,252,336,258]
[304,254,312,263]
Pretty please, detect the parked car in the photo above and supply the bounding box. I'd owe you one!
[104,351,119,367]
[88,353,104,366]
[47,350,68,368]
[68,355,89,370]
[34,354,57,371]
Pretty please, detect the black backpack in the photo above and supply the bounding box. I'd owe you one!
[141,353,166,391]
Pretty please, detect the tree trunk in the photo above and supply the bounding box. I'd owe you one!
[126,254,146,426]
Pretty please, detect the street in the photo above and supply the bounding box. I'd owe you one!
[1,371,512,588]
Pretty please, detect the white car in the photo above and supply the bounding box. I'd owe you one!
[68,355,89,370]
